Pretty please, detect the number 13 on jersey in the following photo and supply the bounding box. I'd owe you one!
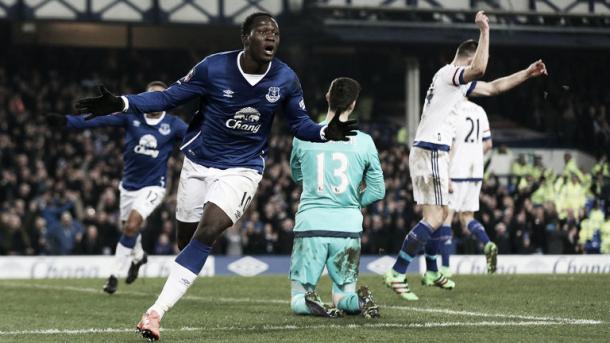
[316,152,349,194]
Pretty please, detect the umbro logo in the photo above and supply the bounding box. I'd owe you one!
[228,256,268,276]
[223,89,234,98]
[367,256,396,275]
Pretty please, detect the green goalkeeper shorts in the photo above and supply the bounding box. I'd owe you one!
[289,236,361,287]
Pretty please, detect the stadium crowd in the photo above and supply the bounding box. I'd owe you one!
[1,47,610,257]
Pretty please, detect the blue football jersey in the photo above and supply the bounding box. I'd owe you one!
[66,112,188,190]
[124,50,324,173]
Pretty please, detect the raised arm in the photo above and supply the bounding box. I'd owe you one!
[75,60,209,119]
[462,11,490,83]
[360,137,385,207]
[470,60,547,97]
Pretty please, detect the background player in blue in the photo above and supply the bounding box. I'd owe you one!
[49,81,188,294]
[289,77,385,319]
[75,12,358,341]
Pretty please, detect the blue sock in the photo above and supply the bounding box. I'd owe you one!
[175,240,212,275]
[424,233,439,272]
[393,221,433,274]
[425,253,438,272]
[467,220,490,245]
[438,225,452,267]
[118,233,138,248]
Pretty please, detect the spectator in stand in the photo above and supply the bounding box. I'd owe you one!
[76,225,103,255]
[154,233,174,255]
[47,211,84,255]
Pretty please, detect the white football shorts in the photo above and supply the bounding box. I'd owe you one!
[176,157,262,224]
[119,184,166,222]
[409,147,449,206]
[448,180,482,212]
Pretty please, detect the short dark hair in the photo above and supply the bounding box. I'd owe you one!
[241,12,275,36]
[456,39,478,58]
[328,77,361,115]
[146,81,167,90]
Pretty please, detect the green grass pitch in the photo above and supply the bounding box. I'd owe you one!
[0,274,608,342]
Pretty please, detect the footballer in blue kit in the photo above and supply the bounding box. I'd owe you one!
[75,12,358,341]
[49,81,188,295]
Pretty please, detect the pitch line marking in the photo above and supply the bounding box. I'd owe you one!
[0,282,602,325]
[0,320,603,336]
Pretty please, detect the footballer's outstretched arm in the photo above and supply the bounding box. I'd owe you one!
[45,112,126,129]
[470,60,547,97]
[462,11,490,83]
[360,138,385,207]
[75,61,209,119]
[66,113,126,129]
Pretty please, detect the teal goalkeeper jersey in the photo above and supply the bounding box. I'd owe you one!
[290,130,385,235]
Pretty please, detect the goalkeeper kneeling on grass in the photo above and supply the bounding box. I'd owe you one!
[288,77,385,318]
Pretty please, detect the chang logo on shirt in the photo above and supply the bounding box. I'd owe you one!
[226,107,262,133]
[134,134,159,158]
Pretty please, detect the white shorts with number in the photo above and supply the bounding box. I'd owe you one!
[448,180,482,212]
[409,147,449,206]
[176,157,262,224]
[119,184,166,222]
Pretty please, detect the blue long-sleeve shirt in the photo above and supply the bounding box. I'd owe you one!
[66,112,187,190]
[125,50,325,173]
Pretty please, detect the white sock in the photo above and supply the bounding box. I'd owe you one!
[132,234,145,262]
[112,242,133,277]
[148,261,198,319]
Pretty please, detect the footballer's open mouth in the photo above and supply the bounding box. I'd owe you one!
[263,44,275,57]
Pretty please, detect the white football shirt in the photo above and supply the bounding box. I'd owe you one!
[449,100,491,180]
[414,64,477,150]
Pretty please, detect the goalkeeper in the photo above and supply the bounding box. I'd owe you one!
[289,77,385,318]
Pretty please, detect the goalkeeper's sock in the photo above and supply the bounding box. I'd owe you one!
[148,240,211,319]
[290,293,312,315]
[111,233,138,277]
[336,294,360,314]
[467,220,490,245]
[392,221,433,274]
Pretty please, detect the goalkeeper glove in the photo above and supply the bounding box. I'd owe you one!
[323,113,359,141]
[75,86,124,120]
